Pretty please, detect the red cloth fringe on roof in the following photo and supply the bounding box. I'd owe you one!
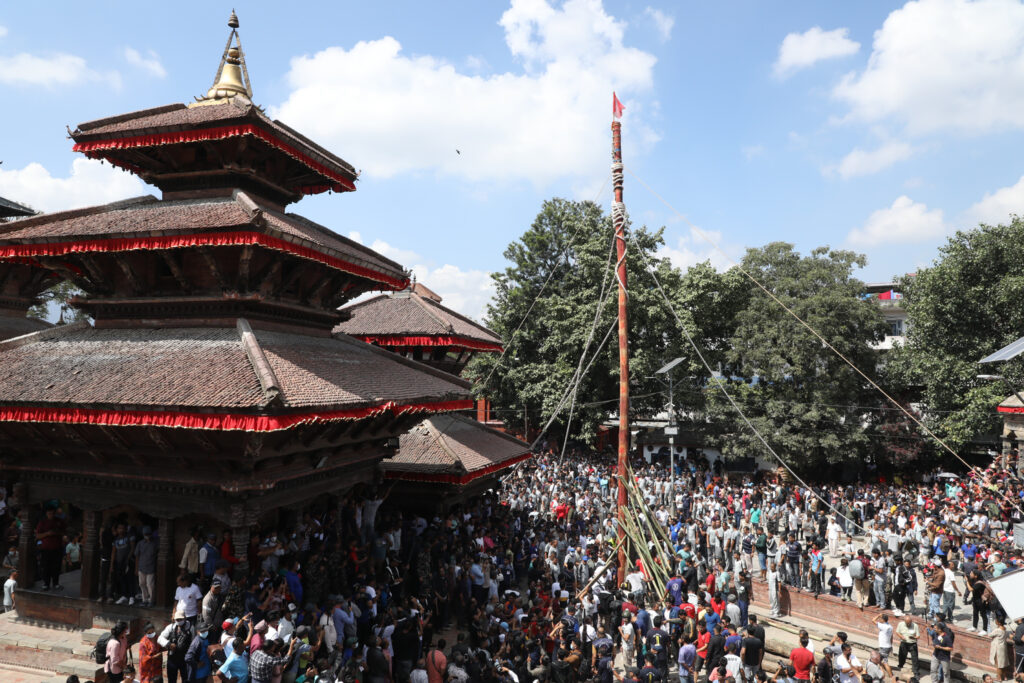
[0,399,473,432]
[355,335,503,353]
[74,124,357,194]
[0,231,408,290]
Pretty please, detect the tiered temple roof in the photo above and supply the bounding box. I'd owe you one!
[384,415,531,484]
[338,285,529,503]
[0,195,35,220]
[0,12,474,602]
[337,285,502,374]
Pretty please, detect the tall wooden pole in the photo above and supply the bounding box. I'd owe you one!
[612,120,630,585]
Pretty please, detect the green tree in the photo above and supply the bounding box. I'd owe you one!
[470,198,743,445]
[886,220,1024,453]
[28,281,87,324]
[706,243,888,471]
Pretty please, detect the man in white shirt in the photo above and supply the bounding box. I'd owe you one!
[874,613,894,661]
[835,643,862,683]
[3,569,16,613]
[173,574,202,624]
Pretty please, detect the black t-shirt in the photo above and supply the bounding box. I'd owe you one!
[750,625,766,647]
[1014,623,1024,654]
[816,657,832,683]
[683,567,698,593]
[740,637,762,666]
[640,665,662,683]
[647,629,669,659]
[706,635,726,669]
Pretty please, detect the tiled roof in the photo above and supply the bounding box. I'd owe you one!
[385,415,530,474]
[72,99,356,177]
[0,315,51,341]
[0,195,35,219]
[336,291,501,346]
[0,192,406,286]
[0,322,469,412]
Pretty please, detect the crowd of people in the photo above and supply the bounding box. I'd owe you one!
[20,449,1024,683]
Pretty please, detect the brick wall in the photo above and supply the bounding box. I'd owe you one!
[750,578,997,673]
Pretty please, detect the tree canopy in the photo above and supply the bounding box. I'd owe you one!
[885,220,1024,452]
[705,243,888,470]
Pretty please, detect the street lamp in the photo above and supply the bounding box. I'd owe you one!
[656,357,685,515]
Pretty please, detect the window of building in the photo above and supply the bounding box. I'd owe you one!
[890,319,904,336]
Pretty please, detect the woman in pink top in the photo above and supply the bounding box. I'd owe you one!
[104,620,130,683]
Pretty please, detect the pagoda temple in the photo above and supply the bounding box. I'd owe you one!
[337,284,531,509]
[0,14,471,614]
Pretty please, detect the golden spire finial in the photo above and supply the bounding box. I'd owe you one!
[192,10,253,106]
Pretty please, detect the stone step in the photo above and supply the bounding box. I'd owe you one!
[81,627,108,645]
[54,657,104,681]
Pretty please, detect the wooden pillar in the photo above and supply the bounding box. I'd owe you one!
[80,509,102,600]
[229,501,252,579]
[156,517,174,608]
[11,483,34,588]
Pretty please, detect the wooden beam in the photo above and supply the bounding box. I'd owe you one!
[237,246,254,292]
[36,257,96,293]
[302,271,337,306]
[98,426,130,451]
[146,427,172,453]
[255,260,283,296]
[112,254,144,295]
[76,255,110,293]
[199,248,227,291]
[159,251,191,293]
[190,431,220,455]
[278,262,307,297]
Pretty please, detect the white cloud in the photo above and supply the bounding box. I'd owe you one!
[273,0,657,184]
[0,52,120,89]
[346,233,495,320]
[742,144,764,160]
[834,0,1024,135]
[828,140,913,179]
[0,158,146,213]
[965,175,1024,226]
[847,195,947,247]
[658,226,738,271]
[124,47,166,78]
[644,7,674,41]
[773,26,859,78]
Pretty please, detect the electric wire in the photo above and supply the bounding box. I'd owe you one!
[625,166,1024,518]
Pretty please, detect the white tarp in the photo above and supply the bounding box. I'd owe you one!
[989,570,1024,621]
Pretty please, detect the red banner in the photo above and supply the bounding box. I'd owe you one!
[0,399,473,432]
[0,231,408,290]
[74,123,357,194]
[355,335,503,353]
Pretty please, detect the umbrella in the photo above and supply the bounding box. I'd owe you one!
[935,472,959,479]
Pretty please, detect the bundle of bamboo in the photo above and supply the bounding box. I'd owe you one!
[614,468,676,599]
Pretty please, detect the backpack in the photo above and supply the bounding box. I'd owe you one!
[93,632,111,664]
[849,559,865,580]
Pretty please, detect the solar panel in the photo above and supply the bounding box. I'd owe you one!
[979,334,1024,363]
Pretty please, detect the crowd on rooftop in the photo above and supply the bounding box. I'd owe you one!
[10,447,1024,683]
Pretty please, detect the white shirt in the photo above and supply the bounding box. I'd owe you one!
[174,584,202,618]
[877,622,893,649]
[3,577,14,607]
[835,653,861,683]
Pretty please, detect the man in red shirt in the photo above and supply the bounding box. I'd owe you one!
[34,506,66,591]
[789,634,815,682]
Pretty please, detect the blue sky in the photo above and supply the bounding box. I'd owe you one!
[3,0,1024,320]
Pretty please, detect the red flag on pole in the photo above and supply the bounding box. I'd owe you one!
[612,92,624,119]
